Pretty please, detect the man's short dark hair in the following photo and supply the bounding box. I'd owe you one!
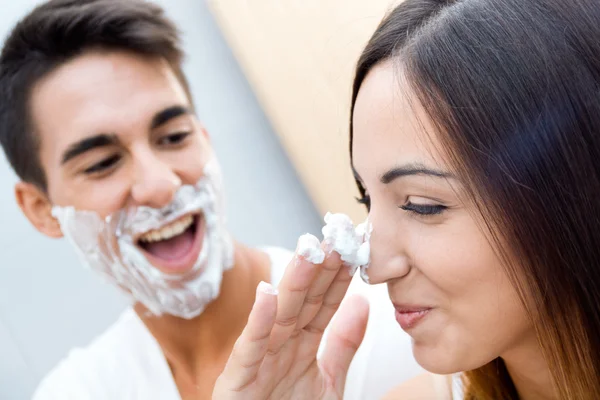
[0,0,190,190]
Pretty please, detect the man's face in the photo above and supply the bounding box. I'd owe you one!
[20,50,216,276]
[17,50,234,318]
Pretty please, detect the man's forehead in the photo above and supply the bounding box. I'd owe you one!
[38,51,158,89]
[30,52,191,152]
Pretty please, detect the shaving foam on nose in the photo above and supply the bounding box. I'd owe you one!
[355,218,373,283]
[321,212,371,282]
[297,233,325,264]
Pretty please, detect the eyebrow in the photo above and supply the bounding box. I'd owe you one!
[61,134,118,165]
[351,162,454,185]
[60,105,191,165]
[150,105,191,130]
[380,163,454,184]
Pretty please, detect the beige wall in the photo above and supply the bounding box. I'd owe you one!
[208,0,399,223]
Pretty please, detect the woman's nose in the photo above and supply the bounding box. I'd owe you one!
[364,212,411,284]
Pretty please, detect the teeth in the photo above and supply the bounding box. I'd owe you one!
[139,215,195,243]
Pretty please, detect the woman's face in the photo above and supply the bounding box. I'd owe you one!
[351,61,534,374]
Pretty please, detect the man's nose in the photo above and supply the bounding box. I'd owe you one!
[130,155,182,209]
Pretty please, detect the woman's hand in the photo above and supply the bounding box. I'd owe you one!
[213,244,370,400]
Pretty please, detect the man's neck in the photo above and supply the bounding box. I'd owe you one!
[134,242,271,380]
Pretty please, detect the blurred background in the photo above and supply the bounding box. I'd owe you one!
[0,0,398,398]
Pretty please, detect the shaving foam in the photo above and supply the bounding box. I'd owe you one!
[297,233,325,264]
[51,158,234,319]
[321,212,371,282]
[356,218,373,284]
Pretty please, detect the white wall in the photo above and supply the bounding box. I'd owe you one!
[0,1,322,398]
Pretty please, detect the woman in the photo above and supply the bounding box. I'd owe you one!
[212,0,600,398]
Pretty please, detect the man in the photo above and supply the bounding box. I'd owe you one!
[0,1,421,398]
[0,0,294,398]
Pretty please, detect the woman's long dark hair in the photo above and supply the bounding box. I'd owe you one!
[350,0,600,398]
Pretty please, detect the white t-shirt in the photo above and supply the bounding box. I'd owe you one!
[33,247,422,400]
[452,374,464,399]
[430,374,463,399]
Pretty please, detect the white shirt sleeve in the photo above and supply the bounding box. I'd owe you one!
[32,365,74,400]
[32,351,110,400]
[30,308,180,400]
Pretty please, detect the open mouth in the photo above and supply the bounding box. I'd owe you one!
[136,213,204,274]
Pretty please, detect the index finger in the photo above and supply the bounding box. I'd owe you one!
[267,242,323,354]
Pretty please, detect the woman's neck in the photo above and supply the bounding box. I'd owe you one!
[502,333,558,400]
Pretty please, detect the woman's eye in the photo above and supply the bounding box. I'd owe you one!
[400,201,447,216]
[159,132,191,146]
[355,195,371,210]
[84,154,121,175]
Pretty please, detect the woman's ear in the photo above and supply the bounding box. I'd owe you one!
[14,182,63,238]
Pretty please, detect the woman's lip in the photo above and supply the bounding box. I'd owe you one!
[394,305,432,330]
[394,305,432,313]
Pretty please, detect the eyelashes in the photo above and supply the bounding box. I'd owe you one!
[84,154,122,174]
[82,132,193,176]
[354,195,447,216]
[158,131,191,146]
[400,202,447,216]
[355,195,371,210]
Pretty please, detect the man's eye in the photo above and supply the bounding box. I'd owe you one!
[84,154,121,174]
[159,132,191,146]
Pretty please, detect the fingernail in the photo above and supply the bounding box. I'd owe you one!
[258,281,278,295]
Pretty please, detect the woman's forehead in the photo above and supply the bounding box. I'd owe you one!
[351,62,448,179]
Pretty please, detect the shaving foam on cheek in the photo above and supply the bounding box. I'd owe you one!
[51,157,234,319]
[296,233,325,264]
[321,213,371,282]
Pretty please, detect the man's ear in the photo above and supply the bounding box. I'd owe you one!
[14,182,63,238]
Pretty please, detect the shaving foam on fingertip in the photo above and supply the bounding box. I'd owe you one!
[321,213,371,281]
[297,233,325,264]
[258,281,278,295]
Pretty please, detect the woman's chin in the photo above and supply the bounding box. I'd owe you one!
[412,342,468,375]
